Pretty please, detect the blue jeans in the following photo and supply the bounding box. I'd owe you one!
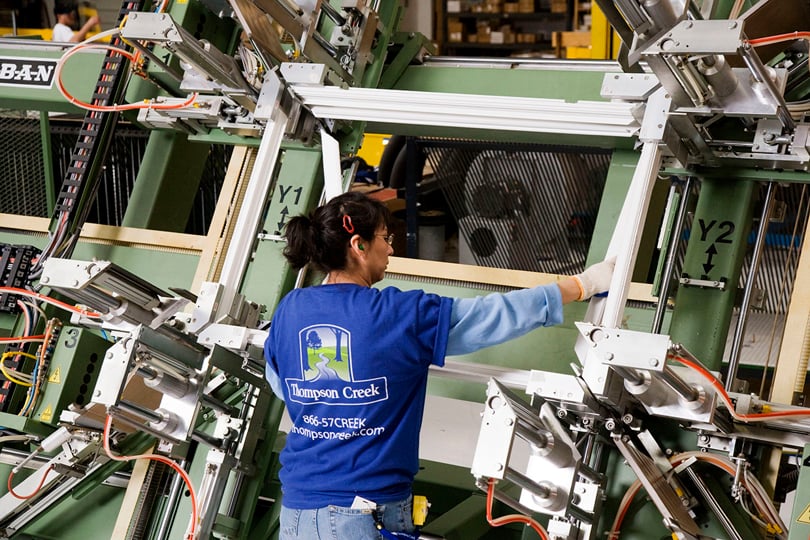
[279,496,414,540]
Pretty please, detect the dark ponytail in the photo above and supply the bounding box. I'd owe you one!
[282,215,316,270]
[282,192,391,273]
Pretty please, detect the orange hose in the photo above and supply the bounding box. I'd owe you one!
[0,287,100,318]
[748,31,810,47]
[670,354,810,422]
[486,478,549,539]
[7,466,53,499]
[55,43,198,113]
[103,415,199,539]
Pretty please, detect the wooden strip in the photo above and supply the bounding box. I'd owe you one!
[191,145,253,291]
[0,214,205,253]
[771,215,810,403]
[386,256,655,302]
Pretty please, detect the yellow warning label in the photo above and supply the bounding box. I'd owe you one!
[48,367,61,384]
[798,503,810,524]
[40,405,53,423]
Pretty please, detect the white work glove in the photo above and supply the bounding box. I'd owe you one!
[573,257,616,301]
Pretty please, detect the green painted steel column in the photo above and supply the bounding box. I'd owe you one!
[668,178,756,369]
[241,145,325,312]
[121,130,209,232]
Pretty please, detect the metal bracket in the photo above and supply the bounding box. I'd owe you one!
[678,276,726,290]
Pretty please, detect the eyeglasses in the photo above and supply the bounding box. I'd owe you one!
[376,233,395,246]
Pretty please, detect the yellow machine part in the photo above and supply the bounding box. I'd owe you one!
[356,133,391,167]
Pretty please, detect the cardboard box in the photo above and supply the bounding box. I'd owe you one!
[447,0,462,12]
[518,0,534,12]
[449,31,465,42]
[550,0,567,13]
[484,0,504,12]
[477,24,491,42]
[504,2,520,12]
[448,19,464,33]
[490,31,504,44]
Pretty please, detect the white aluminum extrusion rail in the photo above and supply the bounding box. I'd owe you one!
[291,85,640,138]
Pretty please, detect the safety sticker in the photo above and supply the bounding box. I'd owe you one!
[797,503,810,524]
[48,367,61,384]
[40,405,53,423]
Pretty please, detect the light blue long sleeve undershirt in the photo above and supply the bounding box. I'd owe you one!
[265,283,564,398]
[445,282,563,356]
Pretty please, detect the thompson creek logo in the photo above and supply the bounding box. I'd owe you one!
[0,57,57,88]
[285,324,388,406]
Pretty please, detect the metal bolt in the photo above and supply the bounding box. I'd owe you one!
[729,21,737,29]
[622,414,634,424]
[649,358,659,367]
[505,418,514,426]
[605,352,614,361]
[41,276,49,284]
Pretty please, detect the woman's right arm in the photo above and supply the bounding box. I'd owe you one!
[446,283,564,356]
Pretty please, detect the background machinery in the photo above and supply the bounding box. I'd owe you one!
[1,0,810,539]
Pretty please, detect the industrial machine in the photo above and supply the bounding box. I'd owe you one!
[1,0,810,538]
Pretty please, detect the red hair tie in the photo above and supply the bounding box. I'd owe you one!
[342,215,355,234]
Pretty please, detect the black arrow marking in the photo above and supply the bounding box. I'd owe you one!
[277,206,289,233]
[703,244,717,274]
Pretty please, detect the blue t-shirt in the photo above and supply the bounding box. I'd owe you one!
[265,284,454,509]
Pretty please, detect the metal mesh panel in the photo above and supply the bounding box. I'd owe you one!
[425,141,611,275]
[50,119,149,227]
[0,111,48,217]
[50,118,230,235]
[741,183,809,315]
[0,113,230,235]
[186,144,233,235]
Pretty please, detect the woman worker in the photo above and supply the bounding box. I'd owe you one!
[264,191,614,540]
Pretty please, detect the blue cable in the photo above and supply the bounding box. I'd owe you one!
[378,528,420,540]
